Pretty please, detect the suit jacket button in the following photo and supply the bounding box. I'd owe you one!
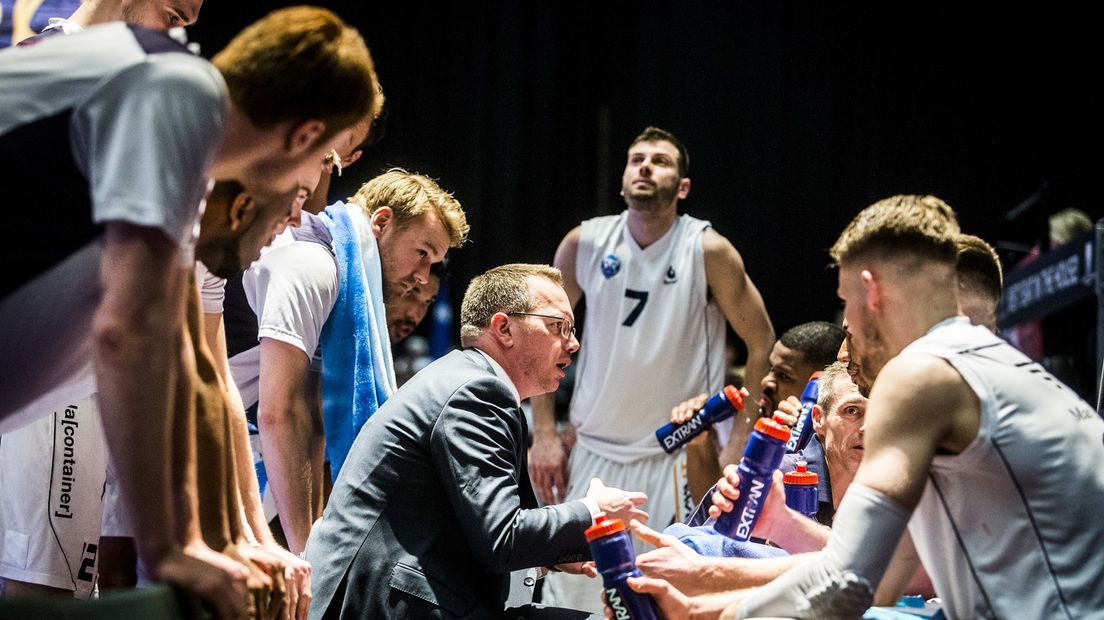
[523,576,535,587]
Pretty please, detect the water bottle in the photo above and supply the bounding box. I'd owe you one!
[783,460,819,520]
[655,385,749,454]
[712,413,791,541]
[786,372,821,453]
[585,513,659,620]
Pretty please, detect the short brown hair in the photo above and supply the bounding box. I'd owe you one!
[213,6,383,140]
[347,168,469,248]
[956,234,1003,301]
[630,126,690,178]
[830,195,960,266]
[459,264,563,344]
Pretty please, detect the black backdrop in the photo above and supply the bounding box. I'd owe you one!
[189,1,1102,353]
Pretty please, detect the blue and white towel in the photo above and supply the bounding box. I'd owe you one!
[319,201,396,479]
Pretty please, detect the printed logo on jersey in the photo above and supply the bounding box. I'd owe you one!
[601,254,622,279]
[54,404,81,520]
[664,266,677,284]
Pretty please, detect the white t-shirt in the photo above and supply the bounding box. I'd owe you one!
[228,230,339,408]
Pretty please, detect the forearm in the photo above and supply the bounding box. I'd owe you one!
[760,510,832,555]
[531,392,558,440]
[230,389,276,546]
[93,233,187,566]
[718,339,771,466]
[171,329,205,548]
[740,340,771,408]
[737,484,909,619]
[703,555,808,592]
[97,320,181,562]
[259,404,317,554]
[718,415,755,467]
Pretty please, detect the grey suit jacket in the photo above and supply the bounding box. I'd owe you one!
[306,349,594,619]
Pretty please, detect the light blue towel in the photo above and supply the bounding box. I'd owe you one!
[319,201,396,479]
[663,523,790,558]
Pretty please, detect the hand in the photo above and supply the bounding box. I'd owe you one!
[625,575,693,619]
[586,478,648,525]
[553,561,597,577]
[773,395,802,427]
[670,393,709,425]
[751,470,790,541]
[708,467,788,541]
[529,432,569,505]
[265,542,313,620]
[630,520,711,596]
[154,544,249,620]
[707,464,742,521]
[225,542,283,620]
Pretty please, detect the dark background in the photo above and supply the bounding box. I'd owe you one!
[188,1,1101,356]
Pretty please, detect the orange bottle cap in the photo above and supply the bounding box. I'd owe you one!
[722,385,748,411]
[584,513,627,542]
[783,461,818,485]
[755,414,792,443]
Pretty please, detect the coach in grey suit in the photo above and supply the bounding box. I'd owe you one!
[305,264,649,618]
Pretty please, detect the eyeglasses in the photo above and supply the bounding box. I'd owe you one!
[507,312,576,340]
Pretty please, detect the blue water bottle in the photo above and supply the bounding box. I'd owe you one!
[713,413,791,541]
[585,514,658,620]
[783,461,819,519]
[655,385,749,454]
[786,372,821,453]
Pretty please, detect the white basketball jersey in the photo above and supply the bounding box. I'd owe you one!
[903,317,1104,619]
[570,212,725,462]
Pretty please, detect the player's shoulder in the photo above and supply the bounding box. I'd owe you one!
[873,352,973,412]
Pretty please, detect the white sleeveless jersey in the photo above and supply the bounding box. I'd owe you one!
[902,317,1104,620]
[570,212,725,461]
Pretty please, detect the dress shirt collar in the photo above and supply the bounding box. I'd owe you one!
[471,348,521,406]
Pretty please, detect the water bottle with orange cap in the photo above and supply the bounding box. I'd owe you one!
[783,460,819,520]
[585,513,658,620]
[712,413,791,541]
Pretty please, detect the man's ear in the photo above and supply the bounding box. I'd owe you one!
[342,149,364,168]
[286,119,326,155]
[811,404,826,439]
[677,177,691,200]
[227,192,256,231]
[860,269,880,312]
[489,312,513,347]
[371,206,394,239]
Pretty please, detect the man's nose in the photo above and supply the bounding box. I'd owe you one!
[286,201,303,229]
[412,264,430,285]
[566,332,580,353]
[760,374,775,392]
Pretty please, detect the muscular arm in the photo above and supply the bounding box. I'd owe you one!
[94,222,186,571]
[257,338,318,555]
[702,230,774,466]
[529,226,583,505]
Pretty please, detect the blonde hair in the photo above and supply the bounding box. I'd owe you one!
[348,168,469,248]
[459,264,563,344]
[830,195,960,266]
[213,6,383,140]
